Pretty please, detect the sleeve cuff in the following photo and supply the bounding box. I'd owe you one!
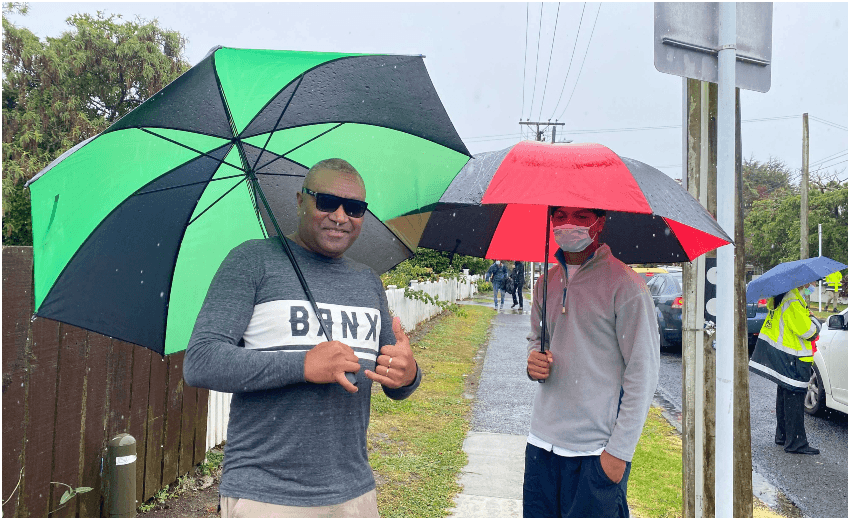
[383,363,422,400]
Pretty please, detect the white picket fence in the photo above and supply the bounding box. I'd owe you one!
[206,274,481,451]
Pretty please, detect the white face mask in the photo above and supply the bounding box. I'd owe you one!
[553,219,599,252]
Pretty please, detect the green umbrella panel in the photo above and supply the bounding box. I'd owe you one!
[26,46,470,356]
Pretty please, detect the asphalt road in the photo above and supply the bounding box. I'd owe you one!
[657,347,848,519]
[470,303,848,518]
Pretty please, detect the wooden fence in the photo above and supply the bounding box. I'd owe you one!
[2,246,209,517]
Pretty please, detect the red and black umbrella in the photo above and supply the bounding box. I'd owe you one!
[418,140,731,264]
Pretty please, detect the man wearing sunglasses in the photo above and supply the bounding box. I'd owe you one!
[185,158,421,517]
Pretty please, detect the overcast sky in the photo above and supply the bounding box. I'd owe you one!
[7,1,848,181]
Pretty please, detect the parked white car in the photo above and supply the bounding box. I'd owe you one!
[805,309,848,415]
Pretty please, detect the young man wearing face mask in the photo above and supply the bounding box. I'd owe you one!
[523,207,660,518]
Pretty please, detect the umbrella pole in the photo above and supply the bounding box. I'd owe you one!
[247,172,334,343]
[539,206,552,383]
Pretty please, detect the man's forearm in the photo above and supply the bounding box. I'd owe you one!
[183,337,306,393]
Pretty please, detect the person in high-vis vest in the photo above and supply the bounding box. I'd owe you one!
[825,270,843,312]
[749,282,822,455]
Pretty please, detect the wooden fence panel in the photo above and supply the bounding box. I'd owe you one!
[129,348,151,505]
[50,325,88,518]
[178,385,198,477]
[143,355,168,501]
[194,388,210,465]
[161,353,185,486]
[106,340,134,436]
[20,317,61,518]
[2,247,32,517]
[78,332,110,518]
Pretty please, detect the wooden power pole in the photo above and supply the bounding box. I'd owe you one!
[801,113,809,259]
[682,79,752,518]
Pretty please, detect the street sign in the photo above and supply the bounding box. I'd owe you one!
[654,2,773,92]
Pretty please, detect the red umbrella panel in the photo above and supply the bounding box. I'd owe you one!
[418,141,731,264]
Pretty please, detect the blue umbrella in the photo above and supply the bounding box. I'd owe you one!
[746,256,847,303]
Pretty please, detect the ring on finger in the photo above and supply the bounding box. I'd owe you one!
[386,366,390,376]
[388,357,393,369]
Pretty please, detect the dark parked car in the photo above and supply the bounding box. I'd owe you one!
[648,272,683,348]
[647,272,767,353]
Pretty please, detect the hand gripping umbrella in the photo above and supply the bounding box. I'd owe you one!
[26,46,470,356]
[746,256,847,303]
[418,141,732,364]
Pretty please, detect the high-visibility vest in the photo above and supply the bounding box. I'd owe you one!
[748,288,821,391]
[826,271,843,292]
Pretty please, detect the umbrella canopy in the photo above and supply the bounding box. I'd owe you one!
[26,46,470,356]
[418,141,731,263]
[746,257,848,303]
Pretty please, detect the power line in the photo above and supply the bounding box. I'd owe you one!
[527,3,545,120]
[810,150,848,167]
[557,2,602,121]
[537,2,562,121]
[549,2,586,121]
[812,148,848,163]
[809,115,848,131]
[521,3,529,118]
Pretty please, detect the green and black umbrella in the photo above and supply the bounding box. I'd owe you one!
[26,46,470,356]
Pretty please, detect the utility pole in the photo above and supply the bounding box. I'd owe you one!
[801,113,810,259]
[519,120,565,143]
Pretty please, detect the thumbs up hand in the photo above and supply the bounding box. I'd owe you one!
[365,317,417,388]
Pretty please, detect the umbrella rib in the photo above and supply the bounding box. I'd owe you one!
[249,74,306,172]
[139,128,246,173]
[134,173,247,196]
[186,177,247,227]
[254,123,345,171]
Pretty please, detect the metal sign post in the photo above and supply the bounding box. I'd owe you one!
[655,3,772,517]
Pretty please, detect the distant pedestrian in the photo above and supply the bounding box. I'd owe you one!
[824,270,843,312]
[485,260,509,310]
[749,282,821,455]
[524,206,660,518]
[510,261,526,309]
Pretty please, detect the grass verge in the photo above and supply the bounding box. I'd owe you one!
[811,302,846,322]
[629,407,683,517]
[367,305,495,517]
[630,408,786,518]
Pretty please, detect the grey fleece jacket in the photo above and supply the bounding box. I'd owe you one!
[527,245,660,462]
[184,237,421,507]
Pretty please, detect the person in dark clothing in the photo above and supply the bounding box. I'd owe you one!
[511,261,526,309]
[485,260,509,309]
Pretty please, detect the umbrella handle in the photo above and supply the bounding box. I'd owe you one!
[538,206,553,384]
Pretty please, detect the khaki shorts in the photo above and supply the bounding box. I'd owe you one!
[220,488,379,518]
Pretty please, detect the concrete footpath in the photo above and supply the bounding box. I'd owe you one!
[450,302,534,518]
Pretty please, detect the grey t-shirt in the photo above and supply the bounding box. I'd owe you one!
[184,237,420,506]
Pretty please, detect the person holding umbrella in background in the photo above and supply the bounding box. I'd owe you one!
[747,256,847,456]
[749,282,822,454]
[524,206,660,518]
[185,159,421,517]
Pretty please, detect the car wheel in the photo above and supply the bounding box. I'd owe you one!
[804,364,826,416]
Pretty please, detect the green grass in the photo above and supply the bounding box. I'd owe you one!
[628,407,683,518]
[368,306,495,517]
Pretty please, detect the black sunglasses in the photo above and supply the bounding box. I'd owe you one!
[302,187,368,218]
